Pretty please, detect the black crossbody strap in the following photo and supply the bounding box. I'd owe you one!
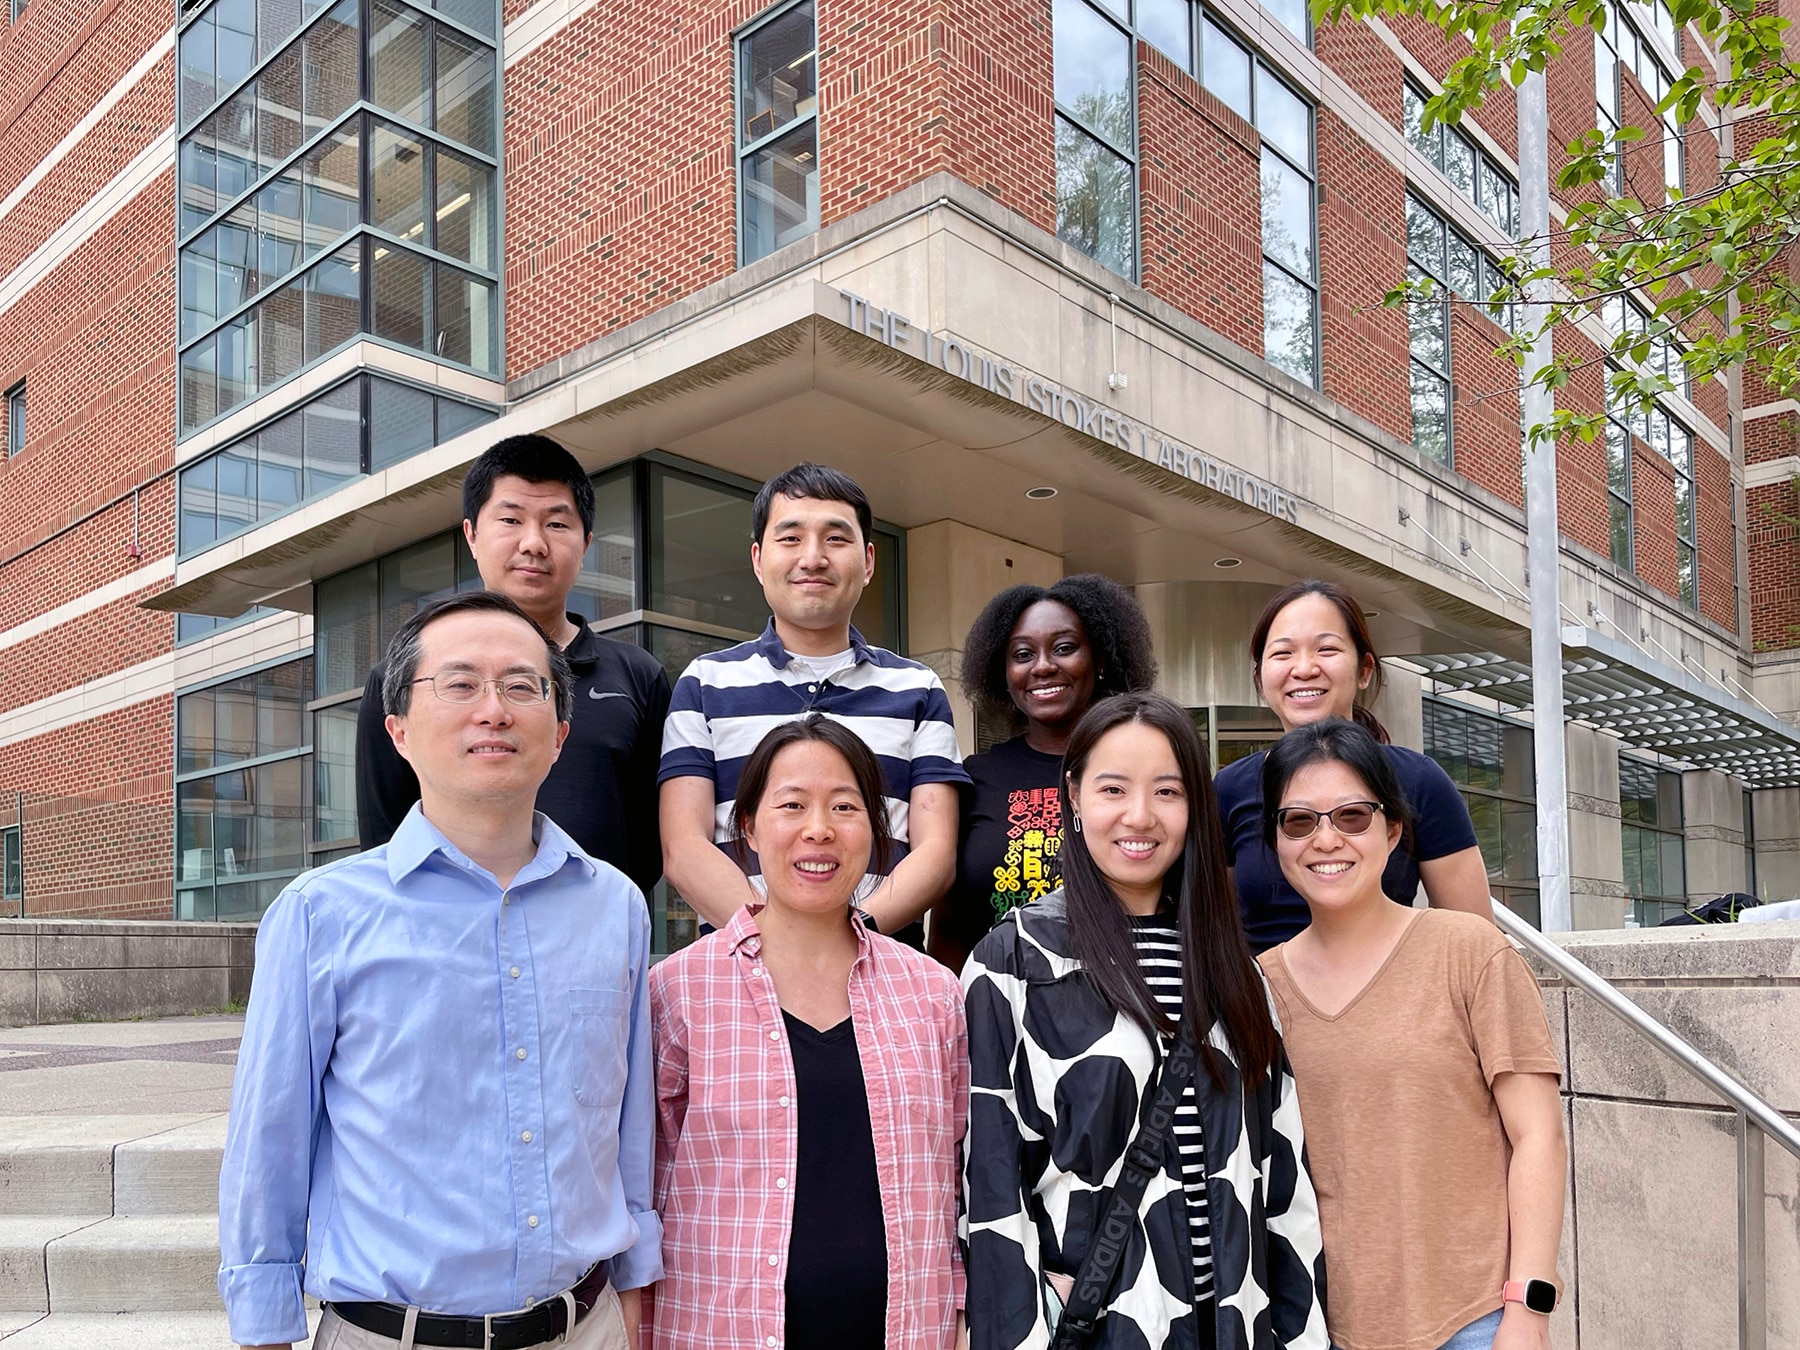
[1053,1035,1200,1349]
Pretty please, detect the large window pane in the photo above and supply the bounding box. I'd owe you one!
[1053,0,1132,148]
[647,469,765,634]
[741,120,819,264]
[217,207,256,311]
[379,533,459,646]
[317,559,379,696]
[1447,234,1479,299]
[1410,363,1451,464]
[259,277,305,389]
[1408,272,1448,371]
[1405,193,1443,271]
[1201,18,1251,120]
[1254,66,1310,168]
[1055,117,1134,277]
[180,133,219,235]
[434,149,494,268]
[302,125,360,256]
[1260,149,1312,277]
[305,240,362,360]
[180,13,216,130]
[1262,261,1315,384]
[259,0,302,59]
[434,26,495,155]
[1444,130,1476,198]
[213,86,258,206]
[215,0,257,93]
[370,377,434,471]
[434,0,496,37]
[217,313,258,411]
[1140,0,1191,69]
[216,435,260,539]
[739,1,816,146]
[258,411,303,519]
[571,468,637,623]
[1264,0,1308,39]
[1609,496,1633,567]
[179,686,217,775]
[434,265,496,372]
[372,123,428,240]
[257,174,303,286]
[314,702,360,845]
[373,245,429,350]
[179,454,219,555]
[304,379,363,498]
[180,231,218,344]
[181,336,219,432]
[304,0,361,138]
[371,0,431,126]
[1402,83,1434,160]
[260,47,303,171]
[435,395,493,442]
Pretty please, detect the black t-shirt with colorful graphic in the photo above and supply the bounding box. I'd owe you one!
[943,735,1065,955]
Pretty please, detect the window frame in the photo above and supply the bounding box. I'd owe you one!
[5,381,22,458]
[1619,753,1686,925]
[1,825,20,907]
[734,0,820,269]
[1402,79,1520,240]
[1425,697,1540,924]
[1051,0,1140,282]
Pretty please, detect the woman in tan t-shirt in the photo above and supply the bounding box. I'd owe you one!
[1253,718,1566,1350]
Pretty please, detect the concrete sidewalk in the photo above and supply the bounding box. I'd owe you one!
[0,1013,318,1347]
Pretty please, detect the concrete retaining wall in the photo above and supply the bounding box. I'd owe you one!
[0,922,258,1027]
[1525,920,1800,1349]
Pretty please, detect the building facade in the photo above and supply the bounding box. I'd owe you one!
[0,0,1795,945]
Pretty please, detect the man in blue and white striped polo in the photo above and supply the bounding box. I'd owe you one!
[658,463,968,948]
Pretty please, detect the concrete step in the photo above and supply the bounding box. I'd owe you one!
[0,1217,104,1315]
[114,1118,226,1216]
[0,1309,319,1346]
[0,1117,217,1217]
[44,1216,218,1314]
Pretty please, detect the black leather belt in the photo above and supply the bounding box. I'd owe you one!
[327,1262,610,1349]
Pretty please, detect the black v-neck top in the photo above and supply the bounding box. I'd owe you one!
[782,1010,887,1349]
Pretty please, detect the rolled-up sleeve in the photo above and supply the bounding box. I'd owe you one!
[607,899,665,1291]
[217,888,335,1346]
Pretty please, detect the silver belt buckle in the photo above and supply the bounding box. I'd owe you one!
[482,1312,495,1350]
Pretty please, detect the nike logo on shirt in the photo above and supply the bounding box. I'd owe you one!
[587,689,627,700]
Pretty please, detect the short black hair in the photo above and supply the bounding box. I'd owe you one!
[1259,717,1415,851]
[463,434,597,537]
[958,573,1159,726]
[751,463,873,545]
[382,591,576,722]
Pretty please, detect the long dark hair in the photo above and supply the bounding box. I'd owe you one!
[731,715,895,878]
[959,573,1158,726]
[1260,718,1417,856]
[1059,692,1278,1090]
[1248,579,1389,743]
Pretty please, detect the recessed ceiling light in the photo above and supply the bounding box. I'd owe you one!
[1213,557,1242,569]
[1363,609,1382,619]
[1025,486,1058,500]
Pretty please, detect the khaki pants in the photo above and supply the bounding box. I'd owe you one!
[313,1285,628,1350]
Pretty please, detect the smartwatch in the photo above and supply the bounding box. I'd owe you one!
[1502,1279,1559,1314]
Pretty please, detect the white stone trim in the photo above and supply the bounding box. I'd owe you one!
[0,27,174,231]
[0,558,174,656]
[1745,399,1800,422]
[1746,457,1800,490]
[0,129,174,320]
[504,0,603,68]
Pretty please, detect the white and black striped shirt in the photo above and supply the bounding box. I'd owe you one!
[1130,915,1212,1303]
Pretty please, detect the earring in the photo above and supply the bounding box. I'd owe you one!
[1072,815,1082,834]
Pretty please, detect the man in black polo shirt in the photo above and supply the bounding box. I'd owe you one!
[356,435,669,896]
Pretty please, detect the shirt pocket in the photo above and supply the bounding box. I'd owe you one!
[567,987,630,1110]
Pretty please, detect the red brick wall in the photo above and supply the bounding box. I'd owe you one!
[1135,46,1263,359]
[1449,304,1523,505]
[1317,105,1410,442]
[1557,329,1613,558]
[1632,437,1679,595]
[1749,478,1800,651]
[1694,441,1736,631]
[1314,16,1400,127]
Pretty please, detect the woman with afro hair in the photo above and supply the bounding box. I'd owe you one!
[927,573,1157,972]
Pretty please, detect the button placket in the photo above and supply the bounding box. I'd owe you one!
[496,889,555,1291]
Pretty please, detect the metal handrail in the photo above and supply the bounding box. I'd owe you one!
[1492,900,1800,1350]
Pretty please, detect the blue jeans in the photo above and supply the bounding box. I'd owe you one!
[1334,1309,1504,1350]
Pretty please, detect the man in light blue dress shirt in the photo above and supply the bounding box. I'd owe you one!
[218,591,662,1350]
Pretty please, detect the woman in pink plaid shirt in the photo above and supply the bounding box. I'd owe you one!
[645,715,969,1350]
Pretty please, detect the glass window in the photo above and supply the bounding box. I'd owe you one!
[434,25,495,154]
[434,264,496,372]
[1259,149,1312,277]
[215,0,257,93]
[258,411,304,518]
[741,120,820,264]
[739,0,816,147]
[371,0,431,126]
[1410,361,1451,464]
[305,238,362,360]
[378,532,461,645]
[436,394,493,441]
[259,0,302,60]
[1055,117,1135,278]
[3,826,21,904]
[433,0,496,38]
[180,131,219,235]
[373,244,429,350]
[1201,17,1251,119]
[179,454,219,555]
[1255,66,1310,169]
[1427,700,1537,922]
[303,0,361,138]
[316,559,380,697]
[1402,82,1435,161]
[5,382,22,458]
[259,276,305,389]
[370,376,434,470]
[435,148,494,268]
[1262,261,1315,385]
[305,378,363,497]
[314,702,360,846]
[1264,0,1308,41]
[372,123,428,241]
[180,11,216,131]
[260,46,303,170]
[1054,0,1132,148]
[181,336,219,433]
[217,311,258,412]
[647,467,766,634]
[1621,755,1685,923]
[302,124,360,256]
[257,173,303,287]
[1139,0,1190,68]
[215,208,255,315]
[1443,129,1475,198]
[570,467,638,624]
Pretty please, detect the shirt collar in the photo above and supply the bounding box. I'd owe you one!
[752,618,874,671]
[559,614,600,669]
[725,902,874,964]
[385,803,597,889]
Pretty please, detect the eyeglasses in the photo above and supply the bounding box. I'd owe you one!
[411,673,553,706]
[1274,801,1384,840]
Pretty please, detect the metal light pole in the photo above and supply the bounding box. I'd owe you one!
[1519,69,1573,931]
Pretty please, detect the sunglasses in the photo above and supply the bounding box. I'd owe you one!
[1274,801,1385,841]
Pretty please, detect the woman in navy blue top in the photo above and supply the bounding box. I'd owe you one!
[1214,580,1490,951]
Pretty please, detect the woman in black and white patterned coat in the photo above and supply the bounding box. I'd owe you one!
[962,692,1327,1350]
